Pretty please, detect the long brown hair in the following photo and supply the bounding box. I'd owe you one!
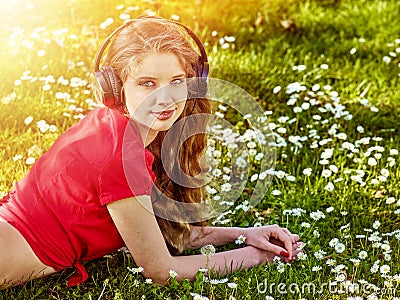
[103,16,211,253]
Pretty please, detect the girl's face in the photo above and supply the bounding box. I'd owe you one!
[124,52,188,140]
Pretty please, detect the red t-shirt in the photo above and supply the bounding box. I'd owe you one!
[0,107,156,286]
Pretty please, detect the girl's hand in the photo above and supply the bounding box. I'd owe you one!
[242,225,303,263]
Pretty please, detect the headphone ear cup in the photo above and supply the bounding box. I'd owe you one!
[188,61,209,99]
[92,66,123,108]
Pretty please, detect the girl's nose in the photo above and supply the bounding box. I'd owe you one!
[155,85,175,107]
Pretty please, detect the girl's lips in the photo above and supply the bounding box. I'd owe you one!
[151,109,175,120]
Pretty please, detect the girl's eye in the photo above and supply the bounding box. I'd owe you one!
[139,81,155,88]
[171,78,186,85]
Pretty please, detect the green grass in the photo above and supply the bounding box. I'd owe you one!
[1,0,400,299]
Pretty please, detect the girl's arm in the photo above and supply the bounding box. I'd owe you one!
[188,225,247,248]
[107,196,268,285]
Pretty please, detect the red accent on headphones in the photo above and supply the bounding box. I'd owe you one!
[92,16,209,108]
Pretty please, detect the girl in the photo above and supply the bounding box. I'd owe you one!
[0,16,302,289]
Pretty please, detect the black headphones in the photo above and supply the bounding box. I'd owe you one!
[92,16,209,108]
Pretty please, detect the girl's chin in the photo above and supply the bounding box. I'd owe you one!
[149,121,175,132]
[131,119,176,132]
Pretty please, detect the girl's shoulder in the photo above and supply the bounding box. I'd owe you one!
[82,107,129,134]
[63,107,130,147]
[41,108,132,166]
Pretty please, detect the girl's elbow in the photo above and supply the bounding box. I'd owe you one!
[141,262,175,285]
[143,269,172,285]
[134,255,184,285]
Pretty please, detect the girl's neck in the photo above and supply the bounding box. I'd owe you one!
[128,119,158,147]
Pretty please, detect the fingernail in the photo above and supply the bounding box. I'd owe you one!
[280,251,289,257]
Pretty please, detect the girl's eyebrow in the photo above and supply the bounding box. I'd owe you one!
[133,73,187,81]
[172,73,187,78]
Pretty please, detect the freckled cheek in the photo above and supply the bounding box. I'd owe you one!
[171,86,188,104]
[125,89,154,110]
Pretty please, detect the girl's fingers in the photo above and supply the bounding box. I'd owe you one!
[264,241,305,263]
[268,226,294,259]
[269,237,284,247]
[280,228,297,244]
[250,226,302,261]
[291,234,300,243]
